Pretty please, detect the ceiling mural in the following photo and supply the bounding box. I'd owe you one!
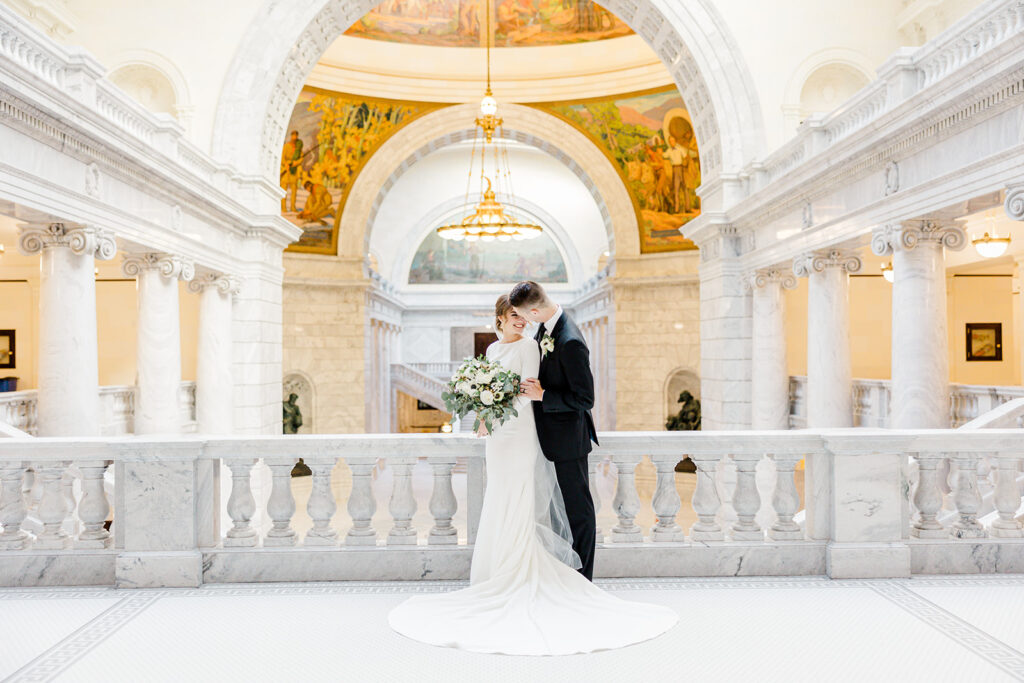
[532,86,700,253]
[409,224,568,284]
[345,0,632,48]
[280,88,447,254]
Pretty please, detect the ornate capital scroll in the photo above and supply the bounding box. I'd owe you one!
[121,253,196,281]
[871,220,966,256]
[744,267,798,291]
[792,249,863,278]
[1005,184,1024,221]
[17,223,116,260]
[187,272,242,296]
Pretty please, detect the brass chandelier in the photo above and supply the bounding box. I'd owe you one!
[436,5,542,244]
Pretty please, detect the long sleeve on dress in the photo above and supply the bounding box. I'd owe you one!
[514,342,540,415]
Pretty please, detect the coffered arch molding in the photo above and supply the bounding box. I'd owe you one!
[210,0,765,212]
[342,103,637,260]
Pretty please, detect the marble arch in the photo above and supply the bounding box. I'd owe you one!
[210,0,765,211]
[339,103,638,261]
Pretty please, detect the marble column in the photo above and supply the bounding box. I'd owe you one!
[189,273,240,434]
[1006,185,1024,383]
[872,220,966,428]
[122,253,195,435]
[746,268,797,430]
[17,224,116,436]
[793,249,862,428]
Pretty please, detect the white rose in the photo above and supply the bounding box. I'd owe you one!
[456,382,469,395]
[479,390,494,406]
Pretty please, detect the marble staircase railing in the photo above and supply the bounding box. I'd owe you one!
[2,430,1024,587]
[407,362,463,380]
[391,363,447,411]
[788,376,1024,428]
[0,382,198,436]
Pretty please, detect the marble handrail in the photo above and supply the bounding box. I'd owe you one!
[2,429,1023,585]
[788,376,1024,428]
[0,382,198,436]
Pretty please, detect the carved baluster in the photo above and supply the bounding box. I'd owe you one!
[912,455,947,538]
[650,454,682,542]
[730,454,763,540]
[346,460,378,545]
[610,454,642,542]
[589,456,603,541]
[990,454,1024,538]
[224,459,258,547]
[75,461,111,549]
[950,452,987,539]
[264,458,297,547]
[34,462,70,549]
[388,458,418,545]
[61,467,77,535]
[0,463,30,550]
[768,454,803,540]
[689,455,723,541]
[428,459,458,545]
[305,459,339,546]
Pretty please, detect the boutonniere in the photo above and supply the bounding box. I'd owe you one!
[540,334,555,359]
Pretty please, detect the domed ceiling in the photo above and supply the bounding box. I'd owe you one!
[345,0,631,48]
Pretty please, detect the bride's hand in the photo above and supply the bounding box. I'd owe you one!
[476,423,490,438]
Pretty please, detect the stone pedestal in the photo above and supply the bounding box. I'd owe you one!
[872,220,966,428]
[794,249,861,428]
[18,224,116,436]
[122,253,195,435]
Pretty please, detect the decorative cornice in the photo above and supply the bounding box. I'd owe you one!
[121,253,195,281]
[187,272,241,296]
[17,223,116,260]
[793,249,863,278]
[744,267,798,291]
[1006,183,1024,221]
[871,219,966,255]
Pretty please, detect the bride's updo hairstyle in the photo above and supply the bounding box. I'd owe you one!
[494,294,513,332]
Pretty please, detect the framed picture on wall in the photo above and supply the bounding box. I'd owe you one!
[0,330,13,369]
[966,323,1002,361]
[416,400,434,411]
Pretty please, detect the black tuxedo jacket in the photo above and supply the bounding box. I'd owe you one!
[532,311,599,462]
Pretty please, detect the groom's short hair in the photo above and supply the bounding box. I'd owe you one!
[509,281,549,308]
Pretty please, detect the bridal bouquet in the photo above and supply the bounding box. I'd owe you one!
[442,356,522,433]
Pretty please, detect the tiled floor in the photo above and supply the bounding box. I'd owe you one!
[2,575,1021,682]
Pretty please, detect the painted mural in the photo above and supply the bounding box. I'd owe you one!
[345,0,631,48]
[281,89,444,253]
[409,229,568,284]
[535,87,700,253]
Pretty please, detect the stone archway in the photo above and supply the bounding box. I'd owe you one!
[211,0,764,211]
[338,103,637,261]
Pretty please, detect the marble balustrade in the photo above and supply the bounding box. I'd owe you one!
[0,382,198,436]
[789,376,1024,429]
[0,431,1024,586]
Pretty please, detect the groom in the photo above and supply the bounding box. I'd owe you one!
[510,281,599,581]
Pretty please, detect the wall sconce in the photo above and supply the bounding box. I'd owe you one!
[881,262,894,283]
[0,243,5,259]
[440,423,453,434]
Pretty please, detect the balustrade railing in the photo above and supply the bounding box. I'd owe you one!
[0,381,197,435]
[407,362,462,379]
[789,376,1024,428]
[1,430,1023,587]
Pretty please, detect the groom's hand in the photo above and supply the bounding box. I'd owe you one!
[522,378,544,401]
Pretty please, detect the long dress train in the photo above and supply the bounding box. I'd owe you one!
[388,337,677,655]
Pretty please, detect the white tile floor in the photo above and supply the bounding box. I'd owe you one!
[2,576,1023,683]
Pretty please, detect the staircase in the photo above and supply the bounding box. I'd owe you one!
[390,363,475,432]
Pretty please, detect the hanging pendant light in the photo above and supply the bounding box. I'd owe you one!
[436,2,542,243]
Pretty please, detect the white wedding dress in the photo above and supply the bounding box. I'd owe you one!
[388,337,677,655]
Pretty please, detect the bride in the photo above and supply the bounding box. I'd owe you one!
[388,295,677,656]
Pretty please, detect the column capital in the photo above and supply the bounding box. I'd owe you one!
[1005,183,1024,221]
[744,267,797,291]
[187,272,241,296]
[17,223,116,260]
[871,219,966,255]
[793,249,862,278]
[121,253,196,281]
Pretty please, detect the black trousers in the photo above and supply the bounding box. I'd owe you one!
[553,456,597,581]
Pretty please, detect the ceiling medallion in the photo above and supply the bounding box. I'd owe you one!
[436,7,541,244]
